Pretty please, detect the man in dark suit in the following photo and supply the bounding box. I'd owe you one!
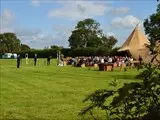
[17,54,21,68]
[34,54,37,66]
[47,56,51,65]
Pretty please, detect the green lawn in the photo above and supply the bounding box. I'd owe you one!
[0,59,138,120]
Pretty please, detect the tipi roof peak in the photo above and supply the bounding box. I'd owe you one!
[118,22,151,60]
[118,23,150,52]
[135,23,140,31]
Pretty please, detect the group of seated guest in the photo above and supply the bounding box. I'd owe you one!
[66,56,135,68]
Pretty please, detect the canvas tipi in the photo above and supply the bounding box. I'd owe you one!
[118,24,151,60]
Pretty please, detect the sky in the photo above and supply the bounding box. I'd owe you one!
[0,0,159,48]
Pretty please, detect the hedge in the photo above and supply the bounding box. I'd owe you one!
[15,47,122,58]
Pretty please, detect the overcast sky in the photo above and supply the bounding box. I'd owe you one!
[0,0,158,48]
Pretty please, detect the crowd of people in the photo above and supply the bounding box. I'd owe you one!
[16,53,142,69]
[68,56,136,67]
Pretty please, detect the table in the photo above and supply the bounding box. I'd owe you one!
[98,63,114,71]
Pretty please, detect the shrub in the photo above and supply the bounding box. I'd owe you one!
[79,64,160,120]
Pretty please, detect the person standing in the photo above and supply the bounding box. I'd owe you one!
[47,56,51,65]
[17,54,21,68]
[25,53,28,64]
[138,55,143,65]
[34,54,37,66]
[108,56,113,63]
[101,58,104,63]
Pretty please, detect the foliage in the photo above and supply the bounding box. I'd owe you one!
[0,33,21,53]
[21,44,31,51]
[101,36,117,49]
[17,49,57,58]
[50,45,60,50]
[68,18,117,50]
[50,45,63,52]
[144,3,160,47]
[0,33,32,53]
[17,47,120,58]
[79,64,160,120]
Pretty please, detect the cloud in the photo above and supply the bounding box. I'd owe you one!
[106,32,115,37]
[15,25,72,48]
[48,1,112,21]
[14,28,50,48]
[17,31,56,48]
[52,24,75,47]
[111,15,141,29]
[14,28,41,37]
[0,9,70,48]
[47,1,129,20]
[110,7,130,15]
[53,24,74,33]
[0,9,15,33]
[31,0,40,7]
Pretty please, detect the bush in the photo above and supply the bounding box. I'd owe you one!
[17,49,57,58]
[79,64,160,120]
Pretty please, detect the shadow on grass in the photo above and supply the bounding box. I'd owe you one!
[89,67,138,80]
[88,69,137,80]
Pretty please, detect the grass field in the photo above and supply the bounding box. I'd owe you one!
[0,59,138,120]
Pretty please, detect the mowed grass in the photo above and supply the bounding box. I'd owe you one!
[0,59,138,120]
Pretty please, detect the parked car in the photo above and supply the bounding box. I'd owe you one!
[2,53,17,59]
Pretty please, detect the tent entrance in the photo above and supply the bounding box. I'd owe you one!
[116,50,130,57]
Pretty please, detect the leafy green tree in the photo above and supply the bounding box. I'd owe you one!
[101,35,117,50]
[0,34,7,52]
[0,33,21,52]
[68,18,117,49]
[144,4,160,47]
[21,44,30,51]
[50,45,63,53]
[50,45,59,50]
[68,29,85,48]
[76,18,102,48]
[69,18,102,48]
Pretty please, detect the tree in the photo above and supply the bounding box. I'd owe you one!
[50,45,63,52]
[144,4,160,47]
[75,18,102,48]
[0,34,7,52]
[68,18,117,49]
[101,35,117,49]
[0,33,21,52]
[50,45,59,49]
[68,18,101,48]
[21,44,31,51]
[68,30,83,49]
